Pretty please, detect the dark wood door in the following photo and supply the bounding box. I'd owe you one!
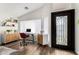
[51,9,75,51]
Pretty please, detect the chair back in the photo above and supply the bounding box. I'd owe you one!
[20,33,29,38]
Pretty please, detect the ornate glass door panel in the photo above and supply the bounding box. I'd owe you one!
[56,16,67,46]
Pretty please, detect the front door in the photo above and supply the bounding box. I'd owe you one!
[51,9,75,51]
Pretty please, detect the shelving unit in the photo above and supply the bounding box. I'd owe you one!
[0,17,19,44]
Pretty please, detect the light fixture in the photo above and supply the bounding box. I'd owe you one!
[24,6,29,9]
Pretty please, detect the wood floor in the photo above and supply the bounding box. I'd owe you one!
[4,41,75,55]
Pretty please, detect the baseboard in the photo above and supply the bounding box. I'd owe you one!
[74,51,78,55]
[1,40,20,45]
[75,51,79,55]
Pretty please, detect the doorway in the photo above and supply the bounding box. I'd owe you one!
[51,9,75,51]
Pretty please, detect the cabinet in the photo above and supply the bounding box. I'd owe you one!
[37,34,43,44]
[37,34,48,45]
[4,32,20,43]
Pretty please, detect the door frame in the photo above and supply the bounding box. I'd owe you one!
[51,9,75,51]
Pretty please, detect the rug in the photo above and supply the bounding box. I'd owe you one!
[0,46,17,55]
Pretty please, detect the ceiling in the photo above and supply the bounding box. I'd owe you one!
[0,3,44,20]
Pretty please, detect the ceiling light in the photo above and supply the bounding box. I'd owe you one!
[24,7,29,9]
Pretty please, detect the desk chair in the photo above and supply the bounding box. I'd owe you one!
[20,33,29,46]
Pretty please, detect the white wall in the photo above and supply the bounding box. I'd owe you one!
[44,17,49,34]
[20,20,35,33]
[51,3,73,12]
[19,19,41,34]
[72,4,79,55]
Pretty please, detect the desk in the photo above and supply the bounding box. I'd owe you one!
[20,33,35,45]
[25,33,35,44]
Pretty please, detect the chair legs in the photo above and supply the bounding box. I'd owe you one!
[20,39,27,46]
